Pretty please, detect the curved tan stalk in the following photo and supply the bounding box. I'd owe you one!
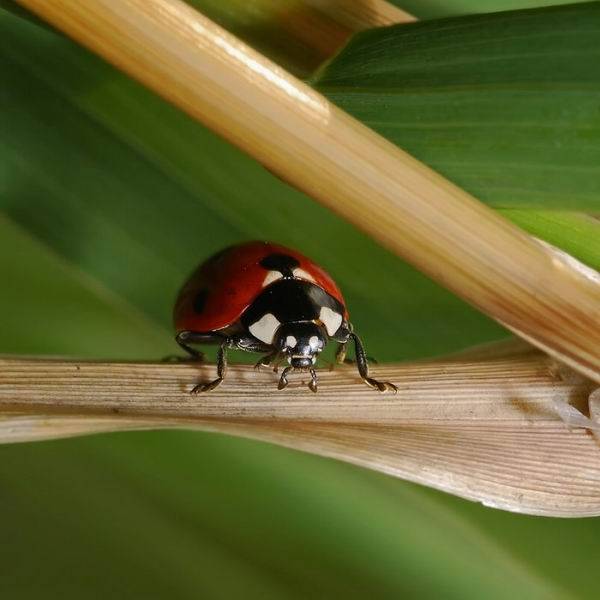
[16,0,600,382]
[290,0,415,55]
[216,0,415,75]
[1,353,599,517]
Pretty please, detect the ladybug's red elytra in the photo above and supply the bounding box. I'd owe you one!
[174,241,397,394]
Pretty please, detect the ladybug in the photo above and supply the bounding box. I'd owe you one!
[174,241,397,394]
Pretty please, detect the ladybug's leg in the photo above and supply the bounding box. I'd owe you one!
[228,336,279,372]
[277,366,318,392]
[350,332,397,393]
[327,342,348,371]
[233,338,272,354]
[254,351,282,372]
[308,368,318,393]
[277,366,293,390]
[330,340,377,369]
[335,342,348,364]
[174,331,209,361]
[192,341,228,393]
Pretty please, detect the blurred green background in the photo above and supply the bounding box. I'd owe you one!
[1,1,599,598]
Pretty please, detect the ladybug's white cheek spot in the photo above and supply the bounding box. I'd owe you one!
[285,335,297,348]
[293,268,315,282]
[319,306,342,336]
[249,313,281,344]
[263,271,283,287]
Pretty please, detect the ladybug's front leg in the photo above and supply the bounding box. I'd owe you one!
[350,332,397,393]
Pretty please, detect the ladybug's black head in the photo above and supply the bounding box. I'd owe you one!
[274,321,327,369]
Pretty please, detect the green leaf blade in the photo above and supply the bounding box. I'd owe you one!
[314,2,600,211]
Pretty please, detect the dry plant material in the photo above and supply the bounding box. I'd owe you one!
[1,351,599,517]
[17,0,600,383]
[302,0,414,28]
[289,0,415,54]
[265,0,414,70]
[189,0,414,76]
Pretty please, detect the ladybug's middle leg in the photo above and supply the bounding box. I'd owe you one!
[335,342,347,364]
[328,341,348,371]
[175,331,223,362]
[330,340,377,370]
[192,341,228,393]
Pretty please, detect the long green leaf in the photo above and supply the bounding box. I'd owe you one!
[391,0,587,19]
[499,209,600,270]
[0,215,169,357]
[314,2,600,215]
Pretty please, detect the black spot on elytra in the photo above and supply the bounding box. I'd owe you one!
[193,289,209,314]
[259,253,299,277]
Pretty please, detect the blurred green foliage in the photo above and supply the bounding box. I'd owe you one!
[1,2,599,599]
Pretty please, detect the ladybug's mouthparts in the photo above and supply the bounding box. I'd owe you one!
[289,356,316,369]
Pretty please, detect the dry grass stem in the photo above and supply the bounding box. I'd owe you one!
[190,0,414,76]
[294,0,415,51]
[1,351,599,517]
[303,0,414,28]
[17,0,600,383]
[272,0,414,65]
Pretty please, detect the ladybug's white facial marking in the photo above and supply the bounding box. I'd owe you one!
[292,268,315,282]
[308,335,320,350]
[285,335,297,348]
[319,306,343,337]
[262,270,283,287]
[249,313,281,344]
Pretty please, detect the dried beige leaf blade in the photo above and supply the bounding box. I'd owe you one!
[17,0,600,382]
[1,354,599,516]
[224,421,600,517]
[0,414,163,443]
[428,337,539,362]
